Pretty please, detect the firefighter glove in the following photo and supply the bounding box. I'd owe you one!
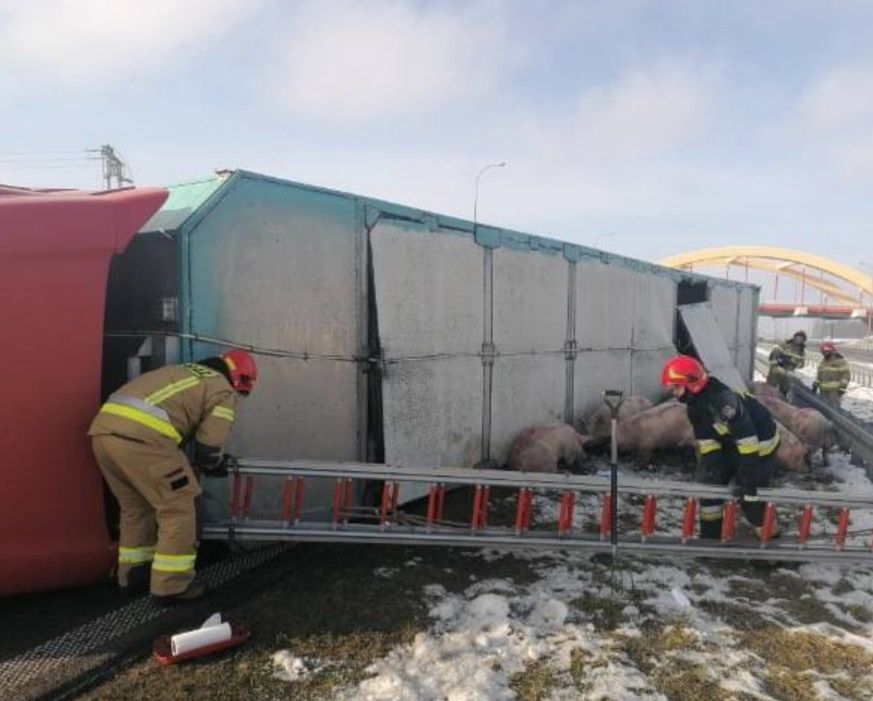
[194,441,222,471]
[204,453,237,479]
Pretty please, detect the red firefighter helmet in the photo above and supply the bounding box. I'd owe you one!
[221,349,258,395]
[820,341,836,354]
[660,355,709,394]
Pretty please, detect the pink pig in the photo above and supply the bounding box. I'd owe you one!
[773,422,810,472]
[756,394,798,429]
[611,400,696,464]
[791,408,835,462]
[584,395,653,441]
[756,395,832,465]
[506,423,588,473]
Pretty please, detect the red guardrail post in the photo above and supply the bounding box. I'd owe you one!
[600,495,612,542]
[242,476,255,521]
[293,477,305,525]
[720,500,737,543]
[330,477,343,530]
[759,503,777,545]
[836,508,850,551]
[797,504,814,547]
[681,497,697,543]
[471,485,483,532]
[281,477,295,527]
[641,495,656,542]
[230,471,242,521]
[426,484,438,530]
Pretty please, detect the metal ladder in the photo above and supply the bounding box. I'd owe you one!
[201,458,873,565]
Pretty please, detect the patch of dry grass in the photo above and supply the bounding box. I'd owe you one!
[651,660,734,701]
[763,669,819,701]
[509,660,556,701]
[618,623,701,674]
[277,626,419,698]
[744,627,873,701]
[613,622,740,701]
[571,592,629,631]
[698,599,771,632]
[744,627,873,675]
[727,577,772,602]
[569,647,594,681]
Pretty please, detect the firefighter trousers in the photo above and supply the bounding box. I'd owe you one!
[698,450,776,538]
[91,434,202,596]
[765,366,792,398]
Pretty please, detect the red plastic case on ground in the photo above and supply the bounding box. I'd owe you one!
[152,623,250,664]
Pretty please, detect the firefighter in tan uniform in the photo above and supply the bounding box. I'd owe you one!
[766,330,807,397]
[88,350,257,601]
[813,341,851,407]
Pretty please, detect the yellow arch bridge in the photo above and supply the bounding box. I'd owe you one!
[657,246,873,320]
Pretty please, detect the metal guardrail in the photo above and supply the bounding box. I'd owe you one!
[790,379,873,469]
[755,351,873,470]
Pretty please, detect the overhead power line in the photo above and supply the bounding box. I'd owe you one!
[86,144,134,190]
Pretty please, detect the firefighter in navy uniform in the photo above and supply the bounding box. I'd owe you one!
[88,350,257,602]
[661,355,780,539]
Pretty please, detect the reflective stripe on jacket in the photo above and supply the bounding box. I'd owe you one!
[88,363,237,451]
[769,340,806,371]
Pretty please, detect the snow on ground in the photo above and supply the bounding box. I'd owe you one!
[275,380,873,700]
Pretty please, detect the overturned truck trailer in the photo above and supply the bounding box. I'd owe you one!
[103,170,758,518]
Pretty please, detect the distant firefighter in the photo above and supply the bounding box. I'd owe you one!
[661,355,780,539]
[88,350,257,602]
[766,330,807,397]
[813,341,851,408]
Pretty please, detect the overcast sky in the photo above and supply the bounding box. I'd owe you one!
[2,0,873,269]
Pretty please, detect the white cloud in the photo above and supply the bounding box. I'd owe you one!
[775,64,873,180]
[273,0,516,121]
[0,0,256,89]
[567,63,717,160]
[499,62,718,171]
[798,65,873,134]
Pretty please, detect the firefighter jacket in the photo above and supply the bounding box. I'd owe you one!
[88,363,237,456]
[769,338,806,371]
[816,353,851,393]
[681,377,779,491]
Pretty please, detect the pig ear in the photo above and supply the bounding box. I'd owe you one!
[576,433,593,447]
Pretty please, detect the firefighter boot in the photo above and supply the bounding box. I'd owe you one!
[698,500,723,539]
[744,501,782,540]
[152,581,207,605]
[120,564,150,596]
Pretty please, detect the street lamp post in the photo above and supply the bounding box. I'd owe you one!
[473,161,506,469]
[473,162,506,232]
